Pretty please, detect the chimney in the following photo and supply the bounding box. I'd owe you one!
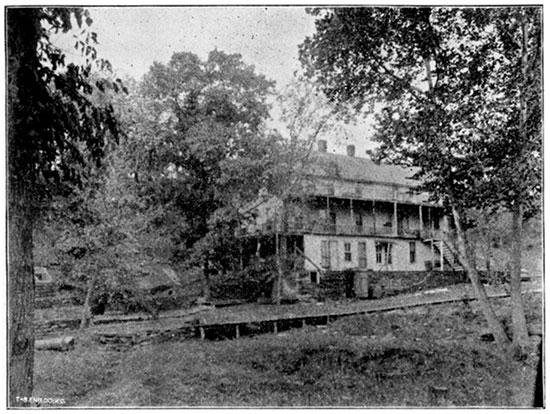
[346,144,355,157]
[317,140,327,153]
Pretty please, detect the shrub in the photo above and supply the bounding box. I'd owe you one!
[210,259,276,301]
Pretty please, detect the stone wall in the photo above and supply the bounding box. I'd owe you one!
[35,295,81,309]
[35,280,82,309]
[34,319,81,339]
[369,270,468,297]
[318,270,467,300]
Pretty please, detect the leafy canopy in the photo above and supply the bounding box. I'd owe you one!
[300,7,541,216]
[9,7,120,200]
[131,50,279,268]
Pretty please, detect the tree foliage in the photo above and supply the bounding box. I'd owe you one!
[10,8,119,199]
[300,6,542,349]
[300,7,541,215]
[126,50,280,287]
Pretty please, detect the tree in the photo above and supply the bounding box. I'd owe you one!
[38,144,175,324]
[300,7,541,350]
[268,78,343,303]
[7,8,118,405]
[134,50,278,298]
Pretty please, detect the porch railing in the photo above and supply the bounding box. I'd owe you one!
[261,219,440,239]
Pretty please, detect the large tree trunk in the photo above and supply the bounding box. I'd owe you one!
[80,271,99,330]
[273,202,288,305]
[451,206,510,350]
[508,11,532,348]
[7,8,41,407]
[274,232,282,305]
[8,178,36,407]
[202,259,211,301]
[510,205,529,346]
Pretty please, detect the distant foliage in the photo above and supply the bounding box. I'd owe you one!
[129,50,283,272]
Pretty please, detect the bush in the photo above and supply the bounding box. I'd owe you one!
[210,259,276,301]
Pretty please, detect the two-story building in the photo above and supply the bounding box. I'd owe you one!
[247,140,462,285]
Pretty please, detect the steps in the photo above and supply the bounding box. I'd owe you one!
[424,239,464,272]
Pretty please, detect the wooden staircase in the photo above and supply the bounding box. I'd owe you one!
[424,238,464,272]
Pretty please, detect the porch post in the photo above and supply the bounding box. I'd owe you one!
[440,239,444,271]
[419,205,423,233]
[431,238,435,270]
[430,207,435,270]
[428,207,434,238]
[372,200,376,235]
[393,201,398,236]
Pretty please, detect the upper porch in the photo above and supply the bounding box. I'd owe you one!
[253,195,447,240]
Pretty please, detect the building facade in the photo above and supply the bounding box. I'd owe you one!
[248,141,462,283]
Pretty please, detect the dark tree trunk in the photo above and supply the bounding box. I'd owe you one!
[7,8,42,407]
[452,206,510,350]
[274,232,282,305]
[80,271,98,330]
[510,205,529,346]
[8,177,36,407]
[534,340,544,407]
[274,201,288,305]
[202,259,211,301]
[508,12,532,348]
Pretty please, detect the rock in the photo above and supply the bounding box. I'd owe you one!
[195,297,211,306]
[528,324,543,337]
[35,336,75,351]
[530,335,542,347]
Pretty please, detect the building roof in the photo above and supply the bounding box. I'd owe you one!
[135,265,181,291]
[307,151,421,188]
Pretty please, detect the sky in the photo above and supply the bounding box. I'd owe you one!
[52,6,377,155]
[57,7,316,87]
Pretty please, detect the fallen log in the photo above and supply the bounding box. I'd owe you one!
[35,336,75,351]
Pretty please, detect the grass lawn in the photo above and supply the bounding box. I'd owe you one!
[34,291,542,407]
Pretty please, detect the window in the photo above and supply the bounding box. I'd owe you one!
[355,213,363,227]
[344,242,352,262]
[375,242,393,265]
[321,240,330,269]
[375,243,382,263]
[409,241,416,263]
[310,271,319,284]
[265,207,272,230]
[358,242,367,268]
[295,215,303,230]
[328,212,336,225]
